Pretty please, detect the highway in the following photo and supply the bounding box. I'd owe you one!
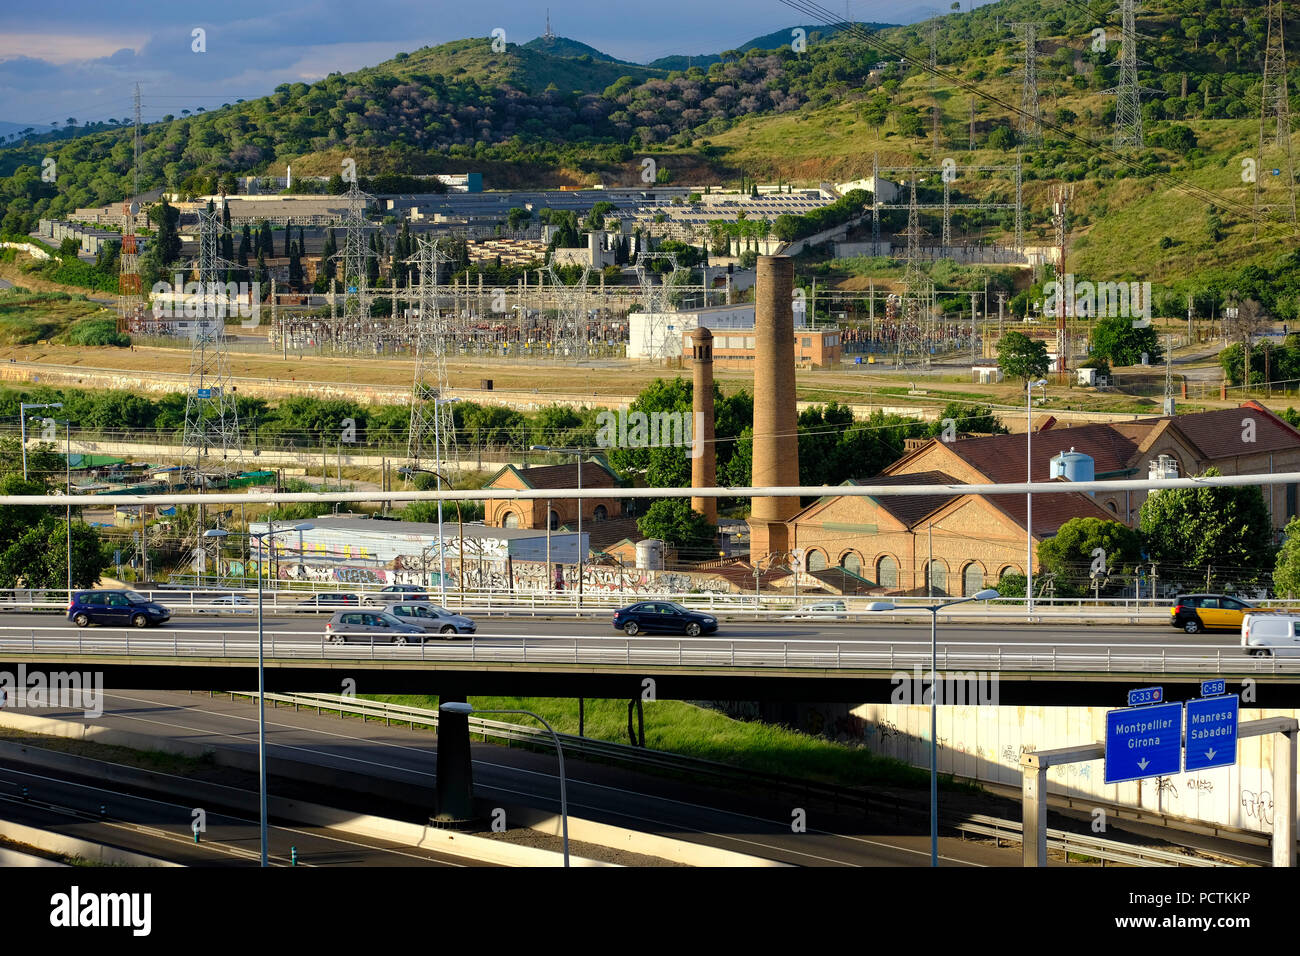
[0,759,483,866]
[1,688,1024,867]
[0,611,1277,675]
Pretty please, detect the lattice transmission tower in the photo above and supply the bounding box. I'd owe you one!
[632,252,682,360]
[1256,0,1298,231]
[334,181,377,352]
[1010,23,1043,145]
[180,207,245,575]
[546,262,593,358]
[406,238,456,472]
[1104,0,1154,149]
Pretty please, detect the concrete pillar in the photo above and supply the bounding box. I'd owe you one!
[1274,728,1297,868]
[690,327,717,524]
[433,690,476,827]
[748,256,800,566]
[1020,752,1048,867]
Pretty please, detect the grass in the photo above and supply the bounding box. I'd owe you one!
[0,727,215,776]
[367,693,941,791]
[0,289,113,345]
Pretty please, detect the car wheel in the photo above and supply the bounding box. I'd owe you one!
[440,625,456,635]
[391,635,408,646]
[1183,619,1201,634]
[131,613,149,628]
[327,633,344,644]
[1252,648,1272,658]
[72,613,90,627]
[624,621,640,636]
[684,622,702,637]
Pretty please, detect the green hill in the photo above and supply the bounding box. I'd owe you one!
[522,35,636,65]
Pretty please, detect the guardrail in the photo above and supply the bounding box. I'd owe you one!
[0,587,1216,621]
[256,692,1239,866]
[0,626,1293,674]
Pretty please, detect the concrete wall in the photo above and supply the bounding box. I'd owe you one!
[853,702,1298,837]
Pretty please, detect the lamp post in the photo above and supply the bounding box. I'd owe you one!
[424,398,461,604]
[204,522,314,867]
[19,402,63,480]
[868,588,999,867]
[1025,378,1047,616]
[439,702,569,867]
[53,418,72,596]
[530,445,588,607]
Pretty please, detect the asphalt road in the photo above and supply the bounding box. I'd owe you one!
[5,689,1023,867]
[0,760,478,866]
[0,611,1257,671]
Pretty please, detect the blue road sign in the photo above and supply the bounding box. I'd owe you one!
[196,388,213,399]
[1105,702,1182,784]
[1127,686,1163,706]
[1185,695,1239,772]
[1201,679,1227,698]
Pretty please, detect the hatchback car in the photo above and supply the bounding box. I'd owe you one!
[324,610,426,644]
[361,584,429,606]
[68,590,171,628]
[293,593,360,612]
[1171,594,1257,633]
[612,602,717,637]
[385,602,476,637]
[198,594,255,614]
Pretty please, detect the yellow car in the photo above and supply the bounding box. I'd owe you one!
[1170,594,1257,633]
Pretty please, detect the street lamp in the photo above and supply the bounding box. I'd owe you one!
[868,588,999,867]
[531,445,588,606]
[439,702,569,866]
[19,402,62,480]
[204,521,313,867]
[423,398,461,604]
[51,418,72,596]
[1026,378,1047,615]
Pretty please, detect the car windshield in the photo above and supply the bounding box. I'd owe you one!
[378,613,406,627]
[125,591,149,603]
[666,603,690,614]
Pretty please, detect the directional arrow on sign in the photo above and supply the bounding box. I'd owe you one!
[1205,749,1216,761]
[1137,759,1149,770]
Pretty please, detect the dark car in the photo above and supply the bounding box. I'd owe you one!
[292,593,360,612]
[612,602,718,637]
[361,584,429,606]
[68,590,171,628]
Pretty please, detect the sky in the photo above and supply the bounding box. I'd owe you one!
[0,0,997,128]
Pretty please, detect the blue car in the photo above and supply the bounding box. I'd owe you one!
[68,590,171,628]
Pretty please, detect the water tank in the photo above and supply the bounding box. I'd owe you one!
[635,539,665,570]
[1148,454,1179,481]
[1050,447,1095,491]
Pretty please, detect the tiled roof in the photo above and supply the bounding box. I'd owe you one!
[1164,403,1300,459]
[985,488,1118,537]
[930,423,1156,482]
[845,471,962,526]
[496,460,622,491]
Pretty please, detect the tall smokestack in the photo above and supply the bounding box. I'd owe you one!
[748,255,799,565]
[690,327,716,524]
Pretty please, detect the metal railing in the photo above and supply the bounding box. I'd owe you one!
[254,692,1241,867]
[0,626,1293,674]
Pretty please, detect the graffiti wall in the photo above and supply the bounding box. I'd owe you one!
[854,702,1300,837]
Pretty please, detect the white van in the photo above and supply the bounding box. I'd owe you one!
[1241,613,1300,657]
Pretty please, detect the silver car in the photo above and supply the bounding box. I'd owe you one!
[782,601,848,621]
[324,610,427,644]
[385,602,477,637]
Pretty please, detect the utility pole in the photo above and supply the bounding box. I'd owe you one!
[1052,185,1072,374]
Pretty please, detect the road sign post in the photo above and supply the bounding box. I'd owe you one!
[1105,701,1182,785]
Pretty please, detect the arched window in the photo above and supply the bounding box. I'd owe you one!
[963,562,985,597]
[1105,500,1118,515]
[593,504,608,521]
[926,560,948,596]
[548,510,559,531]
[876,555,899,589]
[502,511,520,529]
[840,552,862,576]
[807,549,828,571]
[998,564,1022,581]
